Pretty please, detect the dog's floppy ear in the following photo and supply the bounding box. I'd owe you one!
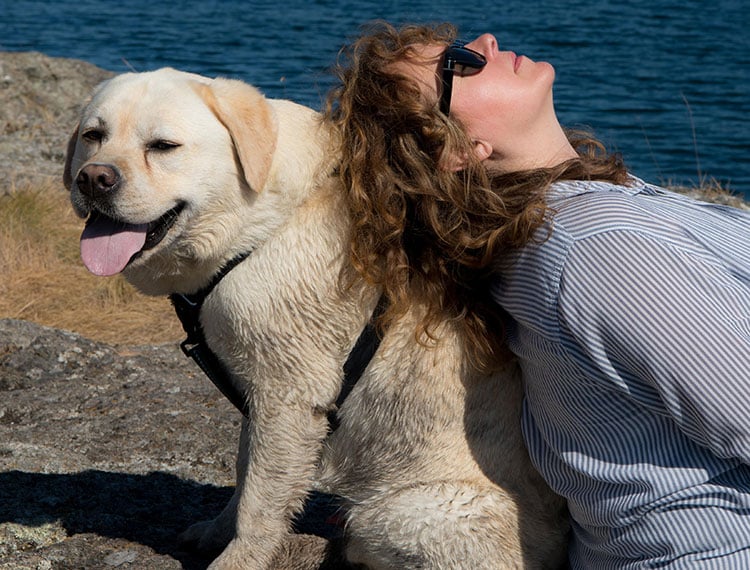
[63,125,80,190]
[195,79,277,192]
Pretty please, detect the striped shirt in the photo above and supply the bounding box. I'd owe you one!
[490,177,750,568]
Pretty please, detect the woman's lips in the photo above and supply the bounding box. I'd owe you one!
[513,53,523,72]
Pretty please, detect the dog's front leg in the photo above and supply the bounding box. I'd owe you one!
[180,417,251,553]
[208,394,331,570]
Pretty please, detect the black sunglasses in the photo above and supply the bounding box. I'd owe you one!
[439,40,487,116]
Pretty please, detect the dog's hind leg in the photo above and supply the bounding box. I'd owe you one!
[343,482,528,570]
[271,533,346,570]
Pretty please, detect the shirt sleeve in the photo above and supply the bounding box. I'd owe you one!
[557,229,750,464]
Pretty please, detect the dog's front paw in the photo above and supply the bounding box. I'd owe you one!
[179,517,234,554]
[206,538,262,570]
[207,534,333,570]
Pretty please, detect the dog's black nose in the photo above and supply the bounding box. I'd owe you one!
[75,164,121,197]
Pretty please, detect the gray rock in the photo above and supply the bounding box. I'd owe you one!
[0,318,240,569]
[0,51,114,192]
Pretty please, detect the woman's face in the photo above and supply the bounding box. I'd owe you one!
[449,34,556,143]
[400,34,560,168]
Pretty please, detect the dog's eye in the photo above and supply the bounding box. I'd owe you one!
[148,140,181,152]
[81,130,104,143]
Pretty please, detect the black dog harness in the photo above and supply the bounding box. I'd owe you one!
[169,252,382,427]
[170,252,253,416]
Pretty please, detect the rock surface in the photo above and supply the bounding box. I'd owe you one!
[0,317,242,569]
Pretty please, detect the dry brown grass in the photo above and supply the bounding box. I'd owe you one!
[0,182,183,345]
[669,178,749,210]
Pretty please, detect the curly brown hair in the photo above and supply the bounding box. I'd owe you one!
[325,21,629,372]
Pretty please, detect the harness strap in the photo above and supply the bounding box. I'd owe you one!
[170,252,253,417]
[169,251,383,427]
[329,296,386,429]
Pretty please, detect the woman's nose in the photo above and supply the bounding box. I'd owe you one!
[465,34,498,57]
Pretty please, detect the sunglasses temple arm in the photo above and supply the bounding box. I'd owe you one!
[440,60,455,115]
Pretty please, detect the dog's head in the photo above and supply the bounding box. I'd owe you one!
[64,68,278,290]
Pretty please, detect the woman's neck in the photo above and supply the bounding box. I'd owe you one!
[489,119,577,173]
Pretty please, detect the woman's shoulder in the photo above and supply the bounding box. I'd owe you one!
[546,177,671,240]
[493,179,683,321]
[548,176,750,244]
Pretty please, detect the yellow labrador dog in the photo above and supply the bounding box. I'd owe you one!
[64,69,567,569]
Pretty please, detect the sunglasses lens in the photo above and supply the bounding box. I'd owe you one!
[440,41,487,115]
[445,44,486,73]
[456,63,483,77]
[455,47,486,67]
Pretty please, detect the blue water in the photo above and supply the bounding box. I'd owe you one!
[2,0,748,198]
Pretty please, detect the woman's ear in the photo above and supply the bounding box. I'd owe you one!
[439,139,493,172]
[472,139,493,162]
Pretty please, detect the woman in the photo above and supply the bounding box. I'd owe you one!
[326,21,750,568]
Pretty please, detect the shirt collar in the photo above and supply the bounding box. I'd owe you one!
[547,175,652,203]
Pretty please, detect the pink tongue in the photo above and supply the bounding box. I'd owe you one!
[80,216,148,276]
